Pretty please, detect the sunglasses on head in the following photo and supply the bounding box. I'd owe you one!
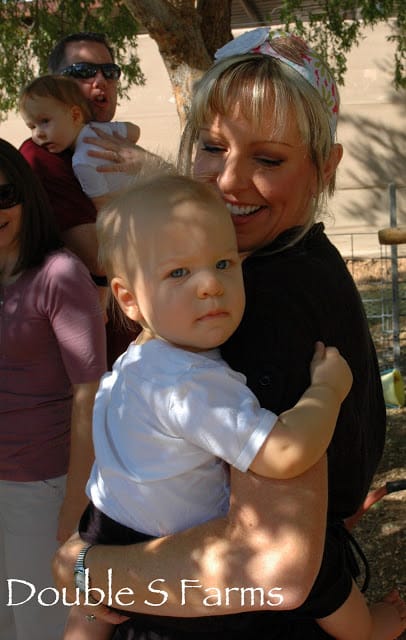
[60,62,121,81]
[0,184,21,209]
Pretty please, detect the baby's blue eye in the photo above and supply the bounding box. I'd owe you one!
[216,259,230,270]
[170,267,188,278]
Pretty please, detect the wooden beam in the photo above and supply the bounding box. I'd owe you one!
[378,227,406,246]
[238,0,265,24]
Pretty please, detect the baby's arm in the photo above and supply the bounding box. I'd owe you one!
[124,122,141,144]
[88,123,140,211]
[90,193,114,211]
[250,342,352,479]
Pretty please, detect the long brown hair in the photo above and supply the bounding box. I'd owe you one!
[0,139,63,274]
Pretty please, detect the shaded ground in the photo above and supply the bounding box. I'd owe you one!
[346,260,406,637]
[351,408,405,638]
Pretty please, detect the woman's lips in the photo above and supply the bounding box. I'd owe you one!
[225,203,263,216]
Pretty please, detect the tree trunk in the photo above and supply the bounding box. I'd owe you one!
[123,0,233,131]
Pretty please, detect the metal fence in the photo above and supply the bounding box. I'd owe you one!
[328,230,406,374]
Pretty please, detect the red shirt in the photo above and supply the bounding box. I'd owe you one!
[20,138,97,232]
[20,138,140,367]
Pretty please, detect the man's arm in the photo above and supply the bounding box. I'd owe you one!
[62,224,108,317]
[53,456,327,618]
[62,223,102,276]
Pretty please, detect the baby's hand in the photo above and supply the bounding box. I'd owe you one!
[310,341,353,402]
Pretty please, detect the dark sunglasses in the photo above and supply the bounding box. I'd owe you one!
[0,184,21,209]
[60,62,121,81]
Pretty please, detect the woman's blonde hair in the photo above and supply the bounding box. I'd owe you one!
[179,46,340,224]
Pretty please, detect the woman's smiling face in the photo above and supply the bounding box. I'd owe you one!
[193,104,318,253]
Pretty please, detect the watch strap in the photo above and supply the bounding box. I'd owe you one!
[74,544,94,592]
[74,544,93,572]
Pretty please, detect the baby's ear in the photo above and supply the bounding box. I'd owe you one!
[71,105,85,125]
[111,276,143,324]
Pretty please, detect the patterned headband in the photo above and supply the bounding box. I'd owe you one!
[215,27,339,140]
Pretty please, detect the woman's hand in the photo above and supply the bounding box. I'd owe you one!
[53,533,129,625]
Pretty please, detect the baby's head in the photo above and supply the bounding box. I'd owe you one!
[19,75,92,153]
[97,174,246,352]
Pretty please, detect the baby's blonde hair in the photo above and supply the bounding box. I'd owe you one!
[97,173,228,283]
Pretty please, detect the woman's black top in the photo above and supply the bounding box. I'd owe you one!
[81,223,386,639]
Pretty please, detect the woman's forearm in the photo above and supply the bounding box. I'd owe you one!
[53,456,327,617]
[57,381,99,543]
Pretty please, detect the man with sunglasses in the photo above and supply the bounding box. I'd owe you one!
[20,32,145,366]
[48,33,120,123]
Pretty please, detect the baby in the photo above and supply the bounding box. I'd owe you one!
[66,174,405,640]
[19,75,140,211]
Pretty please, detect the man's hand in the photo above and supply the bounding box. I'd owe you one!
[84,126,147,175]
[84,125,173,176]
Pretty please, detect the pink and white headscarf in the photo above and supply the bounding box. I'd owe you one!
[215,27,339,140]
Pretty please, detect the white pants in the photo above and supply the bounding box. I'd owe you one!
[0,477,68,640]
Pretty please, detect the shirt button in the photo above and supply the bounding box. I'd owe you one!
[258,374,272,387]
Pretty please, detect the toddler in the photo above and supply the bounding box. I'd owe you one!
[19,75,140,211]
[66,175,405,640]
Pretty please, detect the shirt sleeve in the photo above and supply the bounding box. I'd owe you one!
[168,363,278,472]
[73,122,128,198]
[73,163,111,198]
[40,251,107,383]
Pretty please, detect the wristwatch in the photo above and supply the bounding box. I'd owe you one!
[74,544,94,593]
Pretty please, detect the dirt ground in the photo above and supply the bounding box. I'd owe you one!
[353,408,405,638]
[345,257,406,284]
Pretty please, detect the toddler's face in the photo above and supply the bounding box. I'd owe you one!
[22,96,81,153]
[130,198,246,352]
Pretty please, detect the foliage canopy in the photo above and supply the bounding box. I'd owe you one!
[0,0,144,119]
[0,0,404,123]
[277,0,405,90]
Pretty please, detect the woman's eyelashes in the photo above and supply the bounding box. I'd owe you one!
[200,142,225,154]
[254,155,283,167]
[200,143,283,168]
